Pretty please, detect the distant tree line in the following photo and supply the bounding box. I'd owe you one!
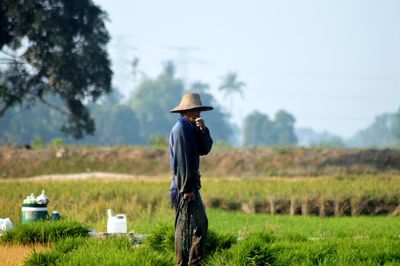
[295,128,345,148]
[347,112,400,148]
[2,56,399,148]
[2,51,399,148]
[0,62,235,146]
[0,58,305,147]
[297,110,400,148]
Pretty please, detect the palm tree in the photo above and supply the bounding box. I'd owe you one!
[218,71,245,114]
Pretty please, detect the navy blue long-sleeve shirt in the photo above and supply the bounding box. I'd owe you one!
[169,116,213,197]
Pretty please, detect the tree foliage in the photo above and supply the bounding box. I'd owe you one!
[81,102,142,145]
[0,61,235,146]
[243,111,274,146]
[274,110,297,145]
[243,110,297,147]
[127,61,184,143]
[0,94,64,144]
[348,113,399,148]
[127,62,234,144]
[0,0,112,139]
[0,92,143,146]
[218,71,245,98]
[296,128,345,148]
[218,71,245,113]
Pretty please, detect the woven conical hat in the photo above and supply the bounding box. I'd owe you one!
[170,93,213,113]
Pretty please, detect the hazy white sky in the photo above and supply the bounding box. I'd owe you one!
[94,0,400,138]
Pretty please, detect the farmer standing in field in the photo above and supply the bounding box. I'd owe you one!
[169,92,213,266]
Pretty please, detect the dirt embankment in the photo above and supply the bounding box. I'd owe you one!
[1,147,400,178]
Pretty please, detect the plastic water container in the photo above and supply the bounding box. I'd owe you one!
[21,203,48,223]
[107,214,127,233]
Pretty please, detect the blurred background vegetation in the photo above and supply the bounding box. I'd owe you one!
[1,58,400,148]
[1,0,400,149]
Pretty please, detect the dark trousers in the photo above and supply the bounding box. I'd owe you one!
[175,191,208,266]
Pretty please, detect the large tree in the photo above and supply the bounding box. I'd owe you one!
[0,0,112,139]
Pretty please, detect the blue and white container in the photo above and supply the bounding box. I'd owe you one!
[21,203,48,223]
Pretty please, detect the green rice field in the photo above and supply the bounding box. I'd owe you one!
[1,175,399,230]
[0,176,400,265]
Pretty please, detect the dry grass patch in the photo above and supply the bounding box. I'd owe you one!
[0,244,48,266]
[2,146,400,178]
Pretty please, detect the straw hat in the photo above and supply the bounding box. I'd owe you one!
[170,93,213,113]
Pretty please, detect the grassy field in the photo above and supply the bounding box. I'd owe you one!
[1,175,399,231]
[1,146,400,264]
[1,177,400,265]
[1,211,400,265]
[18,224,400,265]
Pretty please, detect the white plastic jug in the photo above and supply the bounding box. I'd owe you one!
[107,214,127,233]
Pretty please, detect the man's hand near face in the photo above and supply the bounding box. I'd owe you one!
[195,117,205,132]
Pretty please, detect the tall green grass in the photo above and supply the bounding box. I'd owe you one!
[0,220,90,244]
[206,234,400,265]
[24,225,236,266]
[207,209,400,238]
[24,223,400,266]
[25,237,174,266]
